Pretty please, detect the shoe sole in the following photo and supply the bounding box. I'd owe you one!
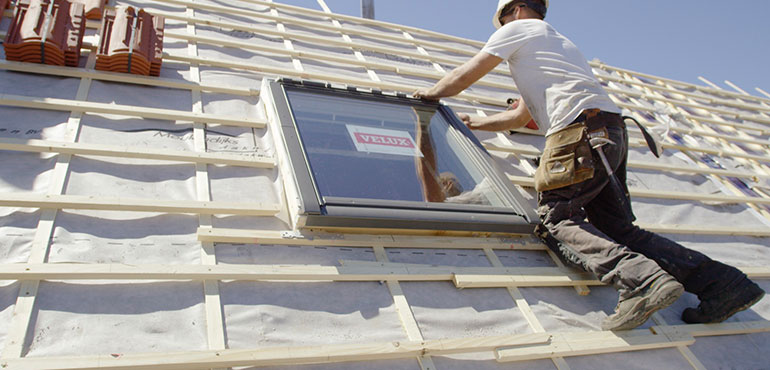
[604,282,684,331]
[712,290,765,323]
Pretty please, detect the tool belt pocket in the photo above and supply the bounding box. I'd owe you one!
[534,122,595,192]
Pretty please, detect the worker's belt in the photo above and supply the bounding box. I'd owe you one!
[572,109,624,132]
[534,109,626,192]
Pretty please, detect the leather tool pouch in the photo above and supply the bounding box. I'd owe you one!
[534,122,595,192]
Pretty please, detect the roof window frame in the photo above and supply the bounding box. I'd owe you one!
[264,78,537,234]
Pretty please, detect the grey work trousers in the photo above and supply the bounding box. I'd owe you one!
[537,114,744,299]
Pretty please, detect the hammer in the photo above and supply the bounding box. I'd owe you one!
[590,137,635,223]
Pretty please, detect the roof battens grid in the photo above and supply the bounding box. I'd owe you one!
[0,1,770,367]
[0,193,281,215]
[153,0,479,58]
[1,322,768,369]
[314,3,440,361]
[705,79,770,147]
[0,93,265,127]
[150,10,512,85]
[487,141,770,182]
[496,330,695,362]
[77,7,770,129]
[481,248,565,336]
[631,73,770,218]
[0,137,275,167]
[0,332,555,369]
[157,29,770,131]
[0,52,99,359]
[648,313,705,368]
[182,2,228,354]
[307,4,431,367]
[2,0,767,109]
[155,0,769,106]
[162,52,508,108]
[0,59,257,96]
[633,136,769,164]
[604,85,770,126]
[315,0,383,85]
[399,12,585,357]
[593,61,770,105]
[373,249,439,370]
[628,75,770,152]
[621,113,770,196]
[613,99,769,136]
[147,2,518,75]
[599,73,770,115]
[507,174,770,207]
[160,28,509,91]
[242,0,481,48]
[654,80,770,218]
[0,262,764,284]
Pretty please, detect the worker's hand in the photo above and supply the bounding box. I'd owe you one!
[458,113,499,131]
[412,88,439,101]
[459,111,518,132]
[457,112,473,128]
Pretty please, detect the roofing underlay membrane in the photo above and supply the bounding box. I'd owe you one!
[0,0,769,369]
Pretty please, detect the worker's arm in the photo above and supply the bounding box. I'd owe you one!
[413,51,503,100]
[458,97,533,131]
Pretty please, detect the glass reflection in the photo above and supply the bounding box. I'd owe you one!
[286,90,504,207]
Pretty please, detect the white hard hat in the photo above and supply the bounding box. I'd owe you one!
[493,0,548,29]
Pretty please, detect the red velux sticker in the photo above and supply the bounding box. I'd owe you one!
[346,124,423,157]
[353,132,414,148]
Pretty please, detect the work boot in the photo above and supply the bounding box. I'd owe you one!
[682,277,765,324]
[602,275,684,331]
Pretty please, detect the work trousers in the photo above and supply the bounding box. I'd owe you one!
[537,114,745,299]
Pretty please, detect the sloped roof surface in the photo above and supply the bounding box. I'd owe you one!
[0,0,769,369]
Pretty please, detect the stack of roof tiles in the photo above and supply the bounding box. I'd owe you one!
[3,0,86,67]
[72,0,108,20]
[95,5,164,76]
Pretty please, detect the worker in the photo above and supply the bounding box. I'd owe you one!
[413,0,764,330]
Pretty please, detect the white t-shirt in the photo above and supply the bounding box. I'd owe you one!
[481,19,620,136]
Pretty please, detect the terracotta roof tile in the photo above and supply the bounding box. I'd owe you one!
[95,5,164,76]
[3,0,86,67]
[71,0,107,20]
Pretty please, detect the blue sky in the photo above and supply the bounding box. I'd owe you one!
[279,1,770,98]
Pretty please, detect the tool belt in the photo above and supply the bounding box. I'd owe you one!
[534,109,623,192]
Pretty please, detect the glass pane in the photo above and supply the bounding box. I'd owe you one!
[285,89,507,207]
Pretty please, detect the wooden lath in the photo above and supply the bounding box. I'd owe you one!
[0,193,281,215]
[1,321,768,369]
[0,137,274,167]
[0,59,257,96]
[0,332,553,369]
[197,228,544,249]
[0,93,265,127]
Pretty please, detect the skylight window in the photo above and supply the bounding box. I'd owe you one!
[263,79,536,233]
